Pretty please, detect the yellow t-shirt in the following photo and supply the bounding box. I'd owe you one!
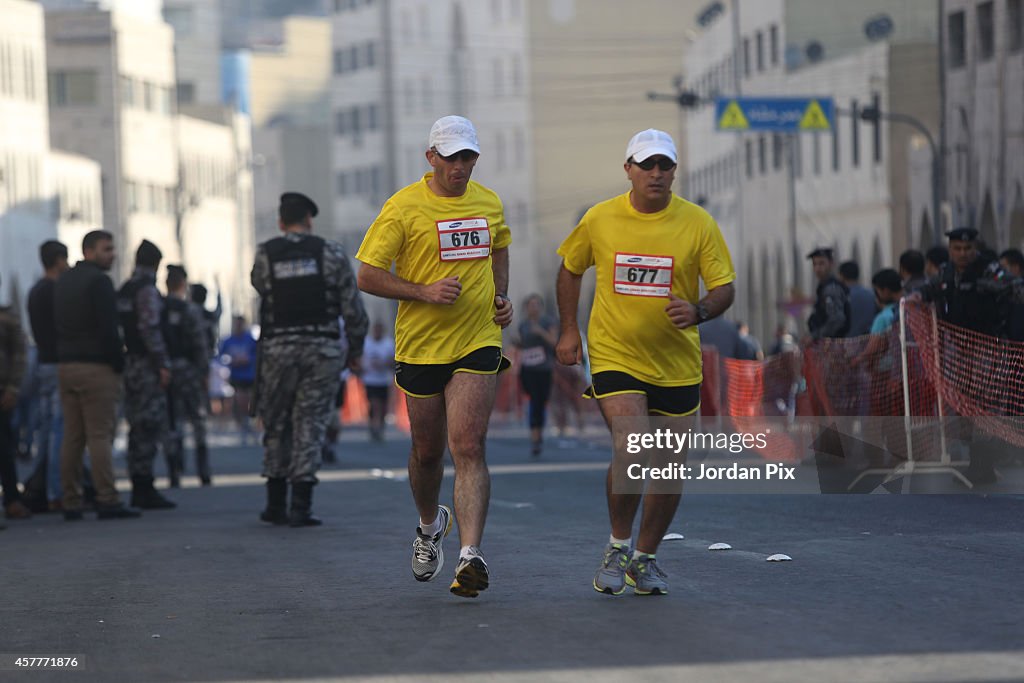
[356,173,512,364]
[557,192,735,386]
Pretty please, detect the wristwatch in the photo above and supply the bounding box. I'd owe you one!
[496,293,511,305]
[696,303,711,323]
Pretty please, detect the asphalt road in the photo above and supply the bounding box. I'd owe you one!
[3,426,1023,683]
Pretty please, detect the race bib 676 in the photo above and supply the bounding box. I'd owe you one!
[437,218,491,261]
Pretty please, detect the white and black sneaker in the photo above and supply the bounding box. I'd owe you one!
[411,504,453,582]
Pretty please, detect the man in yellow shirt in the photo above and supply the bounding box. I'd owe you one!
[556,129,735,596]
[356,116,513,598]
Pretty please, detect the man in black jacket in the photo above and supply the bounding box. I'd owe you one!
[807,248,851,340]
[54,230,139,520]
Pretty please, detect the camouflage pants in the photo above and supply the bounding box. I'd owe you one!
[165,359,210,479]
[259,339,342,483]
[124,355,168,479]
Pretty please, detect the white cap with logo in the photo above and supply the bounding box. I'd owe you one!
[625,129,677,164]
[428,115,481,156]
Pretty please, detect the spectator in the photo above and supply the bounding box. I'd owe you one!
[807,248,851,340]
[190,282,222,359]
[361,321,395,443]
[924,246,949,279]
[0,273,31,521]
[769,323,798,356]
[899,249,927,295]
[839,261,876,337]
[55,230,138,519]
[517,294,557,457]
[219,315,258,445]
[999,249,1024,342]
[737,321,764,361]
[27,240,70,510]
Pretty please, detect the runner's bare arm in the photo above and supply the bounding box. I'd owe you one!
[491,247,513,327]
[357,262,461,305]
[555,263,584,365]
[665,282,736,329]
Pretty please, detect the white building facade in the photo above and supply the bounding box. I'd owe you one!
[683,0,939,342]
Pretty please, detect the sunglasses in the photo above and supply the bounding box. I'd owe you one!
[433,148,479,163]
[629,156,677,171]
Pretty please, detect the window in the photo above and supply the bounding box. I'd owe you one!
[333,49,345,74]
[756,31,764,71]
[126,181,138,212]
[770,25,779,66]
[23,48,35,101]
[493,58,504,97]
[336,171,348,196]
[349,45,360,71]
[772,134,783,171]
[851,100,860,167]
[758,135,766,175]
[743,37,751,77]
[370,166,382,200]
[48,70,97,106]
[948,11,966,68]
[121,76,135,107]
[832,124,840,171]
[176,82,194,105]
[1010,0,1024,53]
[334,109,347,136]
[792,136,803,179]
[143,82,154,111]
[813,132,821,176]
[745,139,753,178]
[351,106,362,137]
[510,54,522,94]
[366,42,376,68]
[978,2,995,61]
[367,103,378,130]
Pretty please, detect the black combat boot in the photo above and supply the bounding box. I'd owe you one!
[196,444,212,486]
[130,477,177,509]
[288,482,322,527]
[260,478,288,525]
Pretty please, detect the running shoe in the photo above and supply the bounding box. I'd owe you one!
[412,504,452,582]
[450,547,489,598]
[625,553,669,595]
[593,543,631,595]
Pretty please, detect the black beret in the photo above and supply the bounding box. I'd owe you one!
[945,228,979,242]
[806,247,834,260]
[280,192,319,218]
[135,239,163,266]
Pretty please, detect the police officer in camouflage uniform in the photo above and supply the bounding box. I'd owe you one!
[117,240,176,509]
[163,265,213,487]
[251,192,368,527]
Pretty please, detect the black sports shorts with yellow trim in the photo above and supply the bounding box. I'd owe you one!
[395,346,511,398]
[585,371,701,416]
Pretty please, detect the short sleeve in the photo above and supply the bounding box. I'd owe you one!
[870,308,894,335]
[698,214,736,290]
[557,212,595,275]
[492,198,512,250]
[356,200,407,270]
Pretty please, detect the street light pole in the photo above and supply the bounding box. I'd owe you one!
[860,105,943,245]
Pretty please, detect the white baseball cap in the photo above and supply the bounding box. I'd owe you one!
[625,129,678,164]
[428,115,481,156]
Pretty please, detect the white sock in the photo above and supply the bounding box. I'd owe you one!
[460,544,482,560]
[633,550,653,560]
[610,535,632,548]
[418,510,441,536]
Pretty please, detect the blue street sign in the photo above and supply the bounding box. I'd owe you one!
[715,97,836,132]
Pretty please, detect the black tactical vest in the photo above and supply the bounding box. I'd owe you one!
[260,235,340,337]
[938,260,1004,336]
[117,277,148,356]
[810,276,851,338]
[162,297,189,360]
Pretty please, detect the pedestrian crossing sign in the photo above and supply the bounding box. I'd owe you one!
[717,100,750,130]
[800,100,831,131]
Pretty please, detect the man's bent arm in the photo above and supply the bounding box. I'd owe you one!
[357,262,425,302]
[700,282,736,320]
[491,247,510,296]
[556,264,583,331]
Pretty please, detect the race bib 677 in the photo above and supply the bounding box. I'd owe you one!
[613,253,674,297]
[437,218,491,261]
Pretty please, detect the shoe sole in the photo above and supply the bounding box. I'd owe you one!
[450,560,489,598]
[413,505,453,583]
[593,579,626,596]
